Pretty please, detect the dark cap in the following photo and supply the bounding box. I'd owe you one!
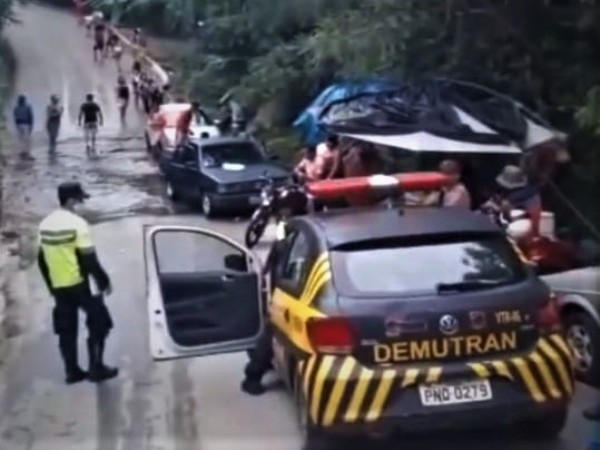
[58,182,90,205]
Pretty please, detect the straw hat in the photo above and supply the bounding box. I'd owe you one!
[496,165,528,190]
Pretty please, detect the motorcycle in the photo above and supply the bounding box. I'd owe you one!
[244,176,308,248]
[482,206,580,274]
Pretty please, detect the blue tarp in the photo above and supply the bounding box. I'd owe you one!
[293,79,398,146]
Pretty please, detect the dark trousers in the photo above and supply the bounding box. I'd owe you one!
[53,283,113,374]
[244,323,274,382]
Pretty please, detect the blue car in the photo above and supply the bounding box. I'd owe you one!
[163,136,291,217]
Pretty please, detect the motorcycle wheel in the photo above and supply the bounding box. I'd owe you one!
[245,211,269,248]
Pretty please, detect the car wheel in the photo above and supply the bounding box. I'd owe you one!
[294,369,329,450]
[165,181,179,201]
[201,193,216,218]
[564,311,600,384]
[518,408,568,439]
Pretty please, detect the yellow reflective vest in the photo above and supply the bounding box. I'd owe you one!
[38,209,94,289]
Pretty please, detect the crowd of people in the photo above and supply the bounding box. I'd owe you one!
[10,11,173,160]
[293,133,543,238]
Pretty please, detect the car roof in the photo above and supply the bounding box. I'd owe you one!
[302,207,501,248]
[192,136,256,147]
[160,103,191,113]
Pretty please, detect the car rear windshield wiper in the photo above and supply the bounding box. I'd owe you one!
[436,280,504,293]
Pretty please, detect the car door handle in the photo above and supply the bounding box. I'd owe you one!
[221,274,235,282]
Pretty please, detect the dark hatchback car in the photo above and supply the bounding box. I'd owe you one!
[162,136,291,217]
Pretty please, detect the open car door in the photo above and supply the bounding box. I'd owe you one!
[144,225,265,360]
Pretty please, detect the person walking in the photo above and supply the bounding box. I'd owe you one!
[78,93,104,157]
[13,94,35,160]
[46,95,63,154]
[116,76,130,125]
[37,182,119,384]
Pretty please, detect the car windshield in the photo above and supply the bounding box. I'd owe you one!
[201,142,265,166]
[331,234,527,296]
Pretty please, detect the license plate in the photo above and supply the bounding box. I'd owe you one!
[419,379,492,406]
[249,196,261,205]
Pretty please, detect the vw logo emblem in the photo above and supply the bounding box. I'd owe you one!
[439,315,459,336]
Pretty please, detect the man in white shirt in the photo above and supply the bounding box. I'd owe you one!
[424,159,472,209]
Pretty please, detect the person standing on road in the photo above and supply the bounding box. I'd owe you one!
[37,182,119,384]
[46,95,63,154]
[241,223,290,395]
[93,18,106,62]
[175,101,199,146]
[13,94,35,160]
[116,76,130,125]
[78,93,103,157]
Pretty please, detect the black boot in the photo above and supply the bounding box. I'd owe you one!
[87,337,119,383]
[58,336,88,384]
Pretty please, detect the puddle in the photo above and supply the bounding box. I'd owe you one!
[2,135,170,224]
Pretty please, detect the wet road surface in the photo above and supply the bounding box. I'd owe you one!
[0,4,597,450]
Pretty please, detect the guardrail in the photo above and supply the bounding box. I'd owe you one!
[107,25,170,87]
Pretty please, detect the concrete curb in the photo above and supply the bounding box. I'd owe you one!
[108,25,170,87]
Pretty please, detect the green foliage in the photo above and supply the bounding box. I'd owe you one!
[106,0,600,144]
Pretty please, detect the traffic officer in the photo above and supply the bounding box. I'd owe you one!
[241,221,289,395]
[37,182,119,384]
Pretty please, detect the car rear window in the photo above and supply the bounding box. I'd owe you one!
[331,234,528,296]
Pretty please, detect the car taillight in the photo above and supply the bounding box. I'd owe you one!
[535,295,562,333]
[307,317,355,355]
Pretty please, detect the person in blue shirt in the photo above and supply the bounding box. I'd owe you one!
[13,95,34,160]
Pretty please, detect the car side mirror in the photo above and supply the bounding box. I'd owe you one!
[224,254,248,272]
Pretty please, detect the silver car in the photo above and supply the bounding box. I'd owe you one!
[543,266,600,385]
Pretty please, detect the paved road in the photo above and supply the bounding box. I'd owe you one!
[0,4,597,450]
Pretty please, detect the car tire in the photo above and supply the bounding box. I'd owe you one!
[519,408,568,439]
[564,311,600,384]
[245,211,269,248]
[201,193,216,218]
[294,369,330,450]
[165,181,179,201]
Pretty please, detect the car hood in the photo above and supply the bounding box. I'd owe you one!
[203,163,289,183]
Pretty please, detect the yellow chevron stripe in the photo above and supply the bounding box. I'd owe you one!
[303,357,317,396]
[512,357,546,402]
[491,361,514,380]
[425,367,442,383]
[322,359,355,426]
[529,352,562,399]
[304,268,331,306]
[550,335,573,361]
[310,356,335,424]
[508,237,531,264]
[344,368,374,422]
[402,368,419,387]
[365,370,396,423]
[538,339,573,395]
[300,254,328,303]
[469,363,491,378]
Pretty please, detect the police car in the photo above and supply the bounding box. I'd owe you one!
[144,173,574,448]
